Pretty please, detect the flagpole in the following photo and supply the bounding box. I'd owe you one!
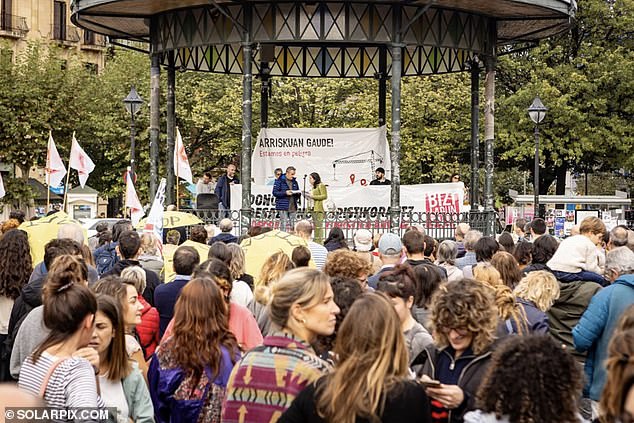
[46,132,51,213]
[175,127,180,211]
[62,132,73,213]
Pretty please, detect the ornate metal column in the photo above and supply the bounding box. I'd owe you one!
[390,16,403,232]
[260,61,270,129]
[482,25,497,235]
[469,58,480,212]
[149,52,160,200]
[241,35,253,232]
[166,51,176,206]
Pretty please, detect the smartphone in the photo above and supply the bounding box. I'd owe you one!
[419,379,442,388]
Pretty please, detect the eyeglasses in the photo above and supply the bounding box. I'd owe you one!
[441,327,470,336]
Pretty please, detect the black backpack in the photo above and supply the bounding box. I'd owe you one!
[94,242,119,275]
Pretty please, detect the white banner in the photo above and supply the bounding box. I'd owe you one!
[252,127,391,186]
[230,183,465,215]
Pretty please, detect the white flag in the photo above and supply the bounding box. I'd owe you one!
[0,171,5,199]
[47,132,67,188]
[69,133,95,188]
[144,178,166,254]
[125,168,144,226]
[174,127,193,184]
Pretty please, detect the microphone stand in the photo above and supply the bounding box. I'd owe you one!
[302,174,307,213]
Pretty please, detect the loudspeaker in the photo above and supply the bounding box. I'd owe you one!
[196,193,219,210]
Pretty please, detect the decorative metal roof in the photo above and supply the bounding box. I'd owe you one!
[71,0,576,76]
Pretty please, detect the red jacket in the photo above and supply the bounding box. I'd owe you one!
[136,296,159,360]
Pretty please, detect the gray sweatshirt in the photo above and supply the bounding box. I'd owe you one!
[10,305,50,378]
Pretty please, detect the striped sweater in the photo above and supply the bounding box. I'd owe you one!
[18,351,105,421]
[221,332,331,423]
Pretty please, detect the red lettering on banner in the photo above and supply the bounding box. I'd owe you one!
[425,192,460,228]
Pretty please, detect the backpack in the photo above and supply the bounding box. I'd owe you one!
[94,242,119,275]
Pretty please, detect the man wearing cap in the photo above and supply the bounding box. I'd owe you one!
[367,233,404,289]
[369,167,391,185]
[353,229,382,274]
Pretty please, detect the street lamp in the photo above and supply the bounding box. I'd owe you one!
[123,86,144,180]
[528,96,547,218]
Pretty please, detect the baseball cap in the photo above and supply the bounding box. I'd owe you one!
[378,233,403,256]
[354,229,373,252]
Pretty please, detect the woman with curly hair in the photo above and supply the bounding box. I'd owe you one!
[323,249,373,289]
[0,229,31,380]
[279,292,432,423]
[248,251,294,336]
[464,335,585,423]
[149,277,240,422]
[513,270,560,334]
[412,278,499,423]
[490,251,523,290]
[599,329,634,423]
[473,264,528,336]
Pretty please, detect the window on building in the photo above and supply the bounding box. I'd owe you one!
[53,1,66,40]
[83,29,95,45]
[1,0,13,31]
[84,62,98,74]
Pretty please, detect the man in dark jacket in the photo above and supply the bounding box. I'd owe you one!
[272,166,301,232]
[214,164,239,218]
[153,246,200,337]
[209,218,238,244]
[103,230,161,306]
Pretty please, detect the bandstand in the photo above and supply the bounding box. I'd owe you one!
[71,0,576,234]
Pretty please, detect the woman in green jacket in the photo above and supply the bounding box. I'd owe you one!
[306,172,328,244]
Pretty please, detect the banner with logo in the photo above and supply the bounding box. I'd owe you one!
[230,183,464,216]
[252,127,391,186]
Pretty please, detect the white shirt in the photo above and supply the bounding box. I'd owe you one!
[230,280,254,307]
[0,296,14,334]
[547,234,603,274]
[98,375,129,423]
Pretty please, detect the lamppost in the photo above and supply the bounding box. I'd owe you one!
[528,96,547,218]
[123,86,144,181]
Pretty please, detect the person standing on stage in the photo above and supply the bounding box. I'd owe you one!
[215,164,239,218]
[273,166,301,232]
[370,167,391,185]
[196,172,215,195]
[304,172,328,244]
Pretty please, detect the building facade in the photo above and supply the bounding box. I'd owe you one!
[1,0,106,70]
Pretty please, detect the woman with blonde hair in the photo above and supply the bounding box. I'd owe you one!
[138,233,164,279]
[412,279,499,423]
[513,270,560,334]
[222,268,339,422]
[226,243,254,307]
[121,266,159,360]
[279,292,431,423]
[248,251,294,335]
[598,329,634,423]
[473,264,528,336]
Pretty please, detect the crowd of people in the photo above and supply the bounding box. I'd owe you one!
[0,208,634,423]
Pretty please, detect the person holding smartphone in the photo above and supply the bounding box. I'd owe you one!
[412,278,499,423]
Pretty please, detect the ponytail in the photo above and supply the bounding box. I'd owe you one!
[494,285,528,335]
[32,255,96,363]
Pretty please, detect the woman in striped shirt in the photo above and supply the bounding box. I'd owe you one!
[18,255,104,420]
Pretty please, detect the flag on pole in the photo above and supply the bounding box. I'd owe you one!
[69,133,95,188]
[46,132,67,188]
[144,178,166,253]
[174,127,193,184]
[0,171,5,199]
[125,167,144,226]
